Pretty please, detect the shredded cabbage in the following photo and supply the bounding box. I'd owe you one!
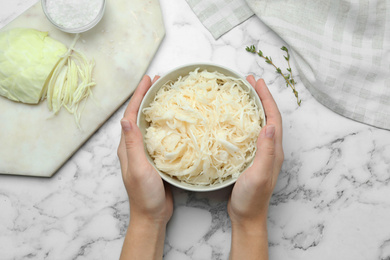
[143,69,264,185]
[0,28,96,127]
[44,34,96,127]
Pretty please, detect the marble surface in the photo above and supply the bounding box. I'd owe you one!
[0,0,164,177]
[1,0,390,259]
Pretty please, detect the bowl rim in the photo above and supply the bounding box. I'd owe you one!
[137,62,266,192]
[41,0,106,34]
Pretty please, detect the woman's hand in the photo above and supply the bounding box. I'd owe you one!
[117,75,173,260]
[228,76,284,260]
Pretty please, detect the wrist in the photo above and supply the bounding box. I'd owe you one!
[130,207,171,227]
[129,214,167,232]
[228,206,268,233]
[230,218,269,260]
[231,217,268,238]
[120,215,167,260]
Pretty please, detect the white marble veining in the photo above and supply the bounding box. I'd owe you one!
[1,0,390,259]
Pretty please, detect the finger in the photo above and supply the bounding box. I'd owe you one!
[120,118,149,168]
[246,75,256,88]
[255,79,283,145]
[255,79,281,125]
[152,75,160,84]
[250,125,276,180]
[124,75,152,121]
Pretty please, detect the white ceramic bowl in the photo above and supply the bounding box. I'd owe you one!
[42,0,106,34]
[137,63,266,192]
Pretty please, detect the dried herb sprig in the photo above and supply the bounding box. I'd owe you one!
[246,45,301,106]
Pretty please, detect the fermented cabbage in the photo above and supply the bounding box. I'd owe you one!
[143,69,264,185]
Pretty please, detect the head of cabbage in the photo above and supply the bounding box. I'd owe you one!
[0,28,67,104]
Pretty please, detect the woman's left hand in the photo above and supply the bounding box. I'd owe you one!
[117,75,173,260]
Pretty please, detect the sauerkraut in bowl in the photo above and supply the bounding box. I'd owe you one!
[137,63,265,192]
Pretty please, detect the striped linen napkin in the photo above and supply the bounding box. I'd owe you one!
[186,0,390,130]
[185,0,254,39]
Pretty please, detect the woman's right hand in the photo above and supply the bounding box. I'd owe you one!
[228,76,284,260]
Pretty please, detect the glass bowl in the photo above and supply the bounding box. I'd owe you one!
[41,0,106,33]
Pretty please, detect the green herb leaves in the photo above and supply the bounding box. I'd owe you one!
[246,45,301,106]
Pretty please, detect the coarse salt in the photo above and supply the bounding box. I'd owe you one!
[45,0,103,29]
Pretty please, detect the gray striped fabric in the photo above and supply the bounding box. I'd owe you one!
[185,0,254,39]
[246,0,390,130]
[186,0,390,130]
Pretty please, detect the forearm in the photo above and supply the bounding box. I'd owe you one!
[229,219,269,260]
[120,216,167,260]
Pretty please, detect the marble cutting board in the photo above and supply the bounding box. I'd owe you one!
[0,0,165,177]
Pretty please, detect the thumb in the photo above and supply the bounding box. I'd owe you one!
[120,119,148,165]
[252,125,276,173]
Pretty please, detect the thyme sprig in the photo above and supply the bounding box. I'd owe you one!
[246,45,301,106]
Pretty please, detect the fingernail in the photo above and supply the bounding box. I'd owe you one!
[265,125,275,138]
[121,119,132,132]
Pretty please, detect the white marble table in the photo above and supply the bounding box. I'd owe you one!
[1,1,390,259]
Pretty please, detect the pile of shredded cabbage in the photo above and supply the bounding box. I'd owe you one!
[44,34,96,127]
[143,69,264,185]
